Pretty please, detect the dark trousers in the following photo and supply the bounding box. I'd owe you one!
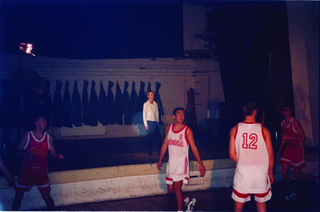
[146,121,158,153]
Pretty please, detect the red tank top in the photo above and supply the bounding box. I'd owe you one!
[22,131,50,167]
[281,118,303,148]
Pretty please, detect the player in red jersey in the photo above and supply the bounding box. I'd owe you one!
[12,114,63,210]
[277,106,318,200]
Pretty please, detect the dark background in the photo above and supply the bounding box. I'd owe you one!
[0,0,184,59]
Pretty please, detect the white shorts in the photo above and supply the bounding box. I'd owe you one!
[165,176,189,185]
[232,188,272,203]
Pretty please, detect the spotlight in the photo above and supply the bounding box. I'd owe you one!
[20,43,35,56]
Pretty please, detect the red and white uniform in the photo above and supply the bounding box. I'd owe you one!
[280,118,306,168]
[232,122,272,203]
[15,131,51,192]
[165,124,190,185]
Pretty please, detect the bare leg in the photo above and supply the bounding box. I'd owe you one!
[40,190,55,210]
[280,163,294,191]
[234,201,244,212]
[173,181,184,211]
[12,191,25,211]
[167,184,174,194]
[256,202,267,212]
[294,167,318,181]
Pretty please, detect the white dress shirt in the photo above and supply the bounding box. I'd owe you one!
[143,100,159,127]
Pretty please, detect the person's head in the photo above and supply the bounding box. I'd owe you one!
[283,106,292,117]
[32,113,47,131]
[172,107,185,124]
[243,101,257,116]
[147,91,154,102]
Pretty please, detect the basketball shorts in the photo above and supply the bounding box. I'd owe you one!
[15,166,50,192]
[280,147,307,168]
[165,176,189,185]
[232,188,272,203]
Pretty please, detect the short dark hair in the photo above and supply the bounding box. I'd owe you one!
[173,107,185,116]
[31,112,46,129]
[283,106,291,111]
[243,101,257,116]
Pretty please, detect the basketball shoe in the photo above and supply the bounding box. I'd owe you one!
[285,191,298,200]
[186,197,196,212]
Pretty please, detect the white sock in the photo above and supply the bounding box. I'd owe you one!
[184,196,190,203]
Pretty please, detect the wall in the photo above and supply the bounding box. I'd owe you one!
[0,53,222,139]
[286,1,319,146]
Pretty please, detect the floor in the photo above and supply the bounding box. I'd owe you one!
[35,180,320,211]
[5,133,230,174]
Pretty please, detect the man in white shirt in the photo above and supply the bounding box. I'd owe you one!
[143,91,159,156]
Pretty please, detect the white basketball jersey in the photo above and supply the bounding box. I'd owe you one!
[166,124,190,183]
[233,122,270,194]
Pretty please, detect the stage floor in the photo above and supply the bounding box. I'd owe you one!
[4,134,319,175]
[48,135,230,172]
[4,134,230,175]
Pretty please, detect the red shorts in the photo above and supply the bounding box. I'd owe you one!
[280,147,306,168]
[232,188,272,203]
[15,166,50,192]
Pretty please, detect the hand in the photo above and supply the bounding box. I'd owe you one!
[199,164,206,176]
[269,173,274,184]
[145,126,149,131]
[157,160,162,170]
[281,134,288,140]
[57,154,64,159]
[27,153,35,160]
[276,151,281,158]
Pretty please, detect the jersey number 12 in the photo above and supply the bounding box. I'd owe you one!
[242,133,258,149]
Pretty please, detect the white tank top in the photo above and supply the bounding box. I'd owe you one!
[233,122,270,193]
[166,124,190,182]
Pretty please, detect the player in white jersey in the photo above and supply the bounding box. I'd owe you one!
[229,101,274,212]
[157,107,206,212]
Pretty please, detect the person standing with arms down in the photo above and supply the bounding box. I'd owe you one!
[276,106,318,200]
[143,91,159,156]
[12,114,64,211]
[229,101,274,212]
[157,107,206,212]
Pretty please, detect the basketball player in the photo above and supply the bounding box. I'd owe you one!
[157,107,206,212]
[12,114,63,210]
[277,106,318,200]
[229,101,274,212]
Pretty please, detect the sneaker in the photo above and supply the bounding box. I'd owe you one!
[186,197,196,212]
[285,191,298,200]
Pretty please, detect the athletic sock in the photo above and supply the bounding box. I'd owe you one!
[184,196,190,204]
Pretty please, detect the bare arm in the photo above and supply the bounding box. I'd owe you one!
[187,128,206,176]
[276,138,286,157]
[15,133,32,159]
[229,126,237,163]
[263,126,274,184]
[157,126,169,170]
[49,135,63,159]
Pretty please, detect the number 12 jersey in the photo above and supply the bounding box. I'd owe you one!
[233,122,271,194]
